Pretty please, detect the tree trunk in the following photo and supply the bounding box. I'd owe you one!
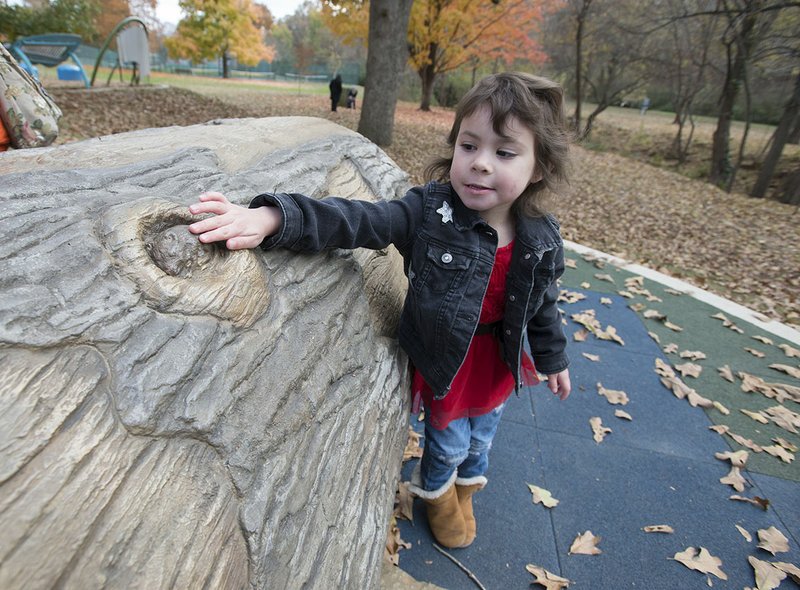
[751,71,800,198]
[357,0,413,146]
[777,165,800,205]
[419,63,437,112]
[573,4,586,130]
[221,53,229,79]
[709,6,759,187]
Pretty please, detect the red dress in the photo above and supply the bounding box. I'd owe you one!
[412,240,539,429]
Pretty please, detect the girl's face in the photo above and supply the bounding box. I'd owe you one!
[450,105,540,226]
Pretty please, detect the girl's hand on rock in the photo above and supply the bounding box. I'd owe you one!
[188,192,281,250]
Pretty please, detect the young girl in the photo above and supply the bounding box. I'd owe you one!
[188,72,571,550]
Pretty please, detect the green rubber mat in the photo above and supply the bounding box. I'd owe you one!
[561,247,800,483]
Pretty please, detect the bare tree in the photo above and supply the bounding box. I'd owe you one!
[752,70,800,199]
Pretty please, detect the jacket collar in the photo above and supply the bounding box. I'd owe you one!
[435,183,562,252]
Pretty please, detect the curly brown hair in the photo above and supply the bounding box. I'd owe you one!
[425,72,571,217]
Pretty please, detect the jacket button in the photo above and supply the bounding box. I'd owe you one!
[524,252,532,260]
[509,294,516,302]
[505,329,512,336]
[441,253,453,263]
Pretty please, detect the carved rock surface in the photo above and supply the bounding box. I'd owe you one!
[0,117,411,589]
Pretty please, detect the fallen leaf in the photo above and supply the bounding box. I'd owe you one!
[664,320,683,332]
[643,525,674,534]
[615,409,633,420]
[774,437,798,452]
[738,371,800,404]
[758,526,790,555]
[565,258,577,269]
[573,328,589,342]
[736,524,752,542]
[773,562,800,583]
[595,273,615,283]
[384,515,412,566]
[600,297,613,306]
[764,406,800,434]
[648,331,661,343]
[597,382,629,405]
[715,449,749,468]
[672,547,727,580]
[720,466,748,492]
[762,445,794,463]
[712,401,730,415]
[590,417,612,443]
[646,294,663,302]
[663,343,679,354]
[675,362,703,378]
[625,276,644,288]
[582,352,601,362]
[741,409,769,424]
[778,343,800,358]
[393,482,414,522]
[665,288,684,296]
[748,556,786,590]
[403,427,424,461]
[580,281,591,289]
[753,335,774,345]
[644,309,666,320]
[745,348,767,358]
[526,564,572,589]
[618,290,634,299]
[711,312,744,333]
[559,290,587,304]
[718,365,735,382]
[709,425,763,452]
[769,364,800,379]
[569,531,602,555]
[680,350,707,361]
[528,484,559,508]
[730,495,770,510]
[596,324,625,345]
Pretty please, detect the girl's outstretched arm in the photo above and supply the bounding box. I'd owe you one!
[188,192,282,250]
[546,369,571,400]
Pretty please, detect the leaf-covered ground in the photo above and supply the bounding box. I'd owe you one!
[49,84,799,329]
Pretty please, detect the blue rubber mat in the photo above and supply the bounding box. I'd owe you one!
[397,288,800,589]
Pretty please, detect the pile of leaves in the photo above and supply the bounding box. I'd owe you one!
[48,84,799,328]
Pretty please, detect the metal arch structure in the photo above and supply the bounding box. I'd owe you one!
[90,16,149,88]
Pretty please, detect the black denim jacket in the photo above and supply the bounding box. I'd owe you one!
[251,181,568,400]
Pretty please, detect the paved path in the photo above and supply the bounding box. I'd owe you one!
[396,244,800,589]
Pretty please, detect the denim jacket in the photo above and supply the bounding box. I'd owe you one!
[250,181,568,400]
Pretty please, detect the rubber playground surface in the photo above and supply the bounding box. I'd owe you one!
[394,242,800,590]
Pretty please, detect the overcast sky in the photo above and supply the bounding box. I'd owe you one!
[155,0,305,25]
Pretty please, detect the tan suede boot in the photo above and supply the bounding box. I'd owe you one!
[424,484,467,548]
[455,483,483,546]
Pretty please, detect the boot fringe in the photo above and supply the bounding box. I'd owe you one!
[455,475,487,488]
[406,464,458,500]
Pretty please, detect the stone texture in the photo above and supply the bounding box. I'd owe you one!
[0,117,411,589]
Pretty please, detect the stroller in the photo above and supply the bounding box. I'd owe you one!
[346,88,358,109]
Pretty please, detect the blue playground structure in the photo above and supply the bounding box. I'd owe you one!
[10,33,90,88]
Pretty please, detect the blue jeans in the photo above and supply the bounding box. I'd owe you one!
[420,403,506,492]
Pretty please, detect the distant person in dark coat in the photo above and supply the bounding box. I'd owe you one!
[329,75,343,112]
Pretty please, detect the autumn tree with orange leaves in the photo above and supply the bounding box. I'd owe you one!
[409,0,548,110]
[165,0,274,78]
[324,0,549,112]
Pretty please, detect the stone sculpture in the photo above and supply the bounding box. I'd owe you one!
[0,117,411,589]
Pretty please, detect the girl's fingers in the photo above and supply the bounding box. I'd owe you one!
[189,200,230,216]
[199,191,228,203]
[187,214,225,235]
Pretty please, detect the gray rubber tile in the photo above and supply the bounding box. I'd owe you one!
[538,428,800,589]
